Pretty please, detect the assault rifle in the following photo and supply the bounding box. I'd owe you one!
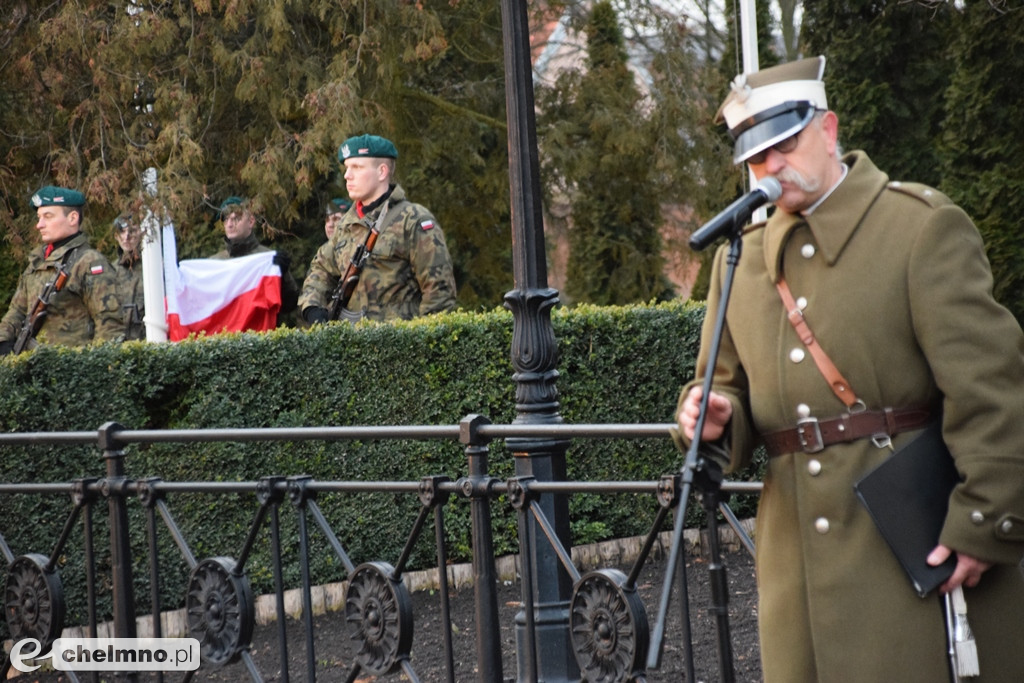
[14,257,71,353]
[328,225,380,321]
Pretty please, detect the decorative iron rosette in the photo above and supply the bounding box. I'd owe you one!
[186,557,254,666]
[570,568,650,683]
[5,554,65,653]
[345,561,413,675]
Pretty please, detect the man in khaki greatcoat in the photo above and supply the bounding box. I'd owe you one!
[678,57,1024,681]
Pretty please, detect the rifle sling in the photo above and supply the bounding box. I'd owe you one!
[330,198,390,318]
[16,249,76,352]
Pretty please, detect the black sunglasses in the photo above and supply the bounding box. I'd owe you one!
[746,129,803,165]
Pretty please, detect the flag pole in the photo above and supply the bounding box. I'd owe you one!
[738,0,767,222]
[140,167,168,342]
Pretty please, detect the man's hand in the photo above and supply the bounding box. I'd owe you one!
[302,306,329,325]
[928,544,992,594]
[677,386,733,442]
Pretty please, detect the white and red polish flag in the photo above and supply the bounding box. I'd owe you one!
[162,225,281,341]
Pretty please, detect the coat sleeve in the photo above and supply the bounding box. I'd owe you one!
[298,240,341,313]
[908,203,1024,564]
[676,244,760,474]
[408,214,457,316]
[0,271,30,342]
[78,252,125,343]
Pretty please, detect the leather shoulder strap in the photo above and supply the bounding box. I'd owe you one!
[775,276,860,408]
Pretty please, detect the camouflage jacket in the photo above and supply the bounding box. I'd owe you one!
[112,250,145,341]
[299,185,456,321]
[0,232,124,347]
[210,232,298,316]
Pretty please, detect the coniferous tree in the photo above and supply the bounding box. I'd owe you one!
[801,0,954,186]
[0,0,511,310]
[719,0,780,80]
[687,0,779,302]
[939,1,1024,323]
[537,1,672,306]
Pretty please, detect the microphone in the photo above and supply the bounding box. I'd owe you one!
[688,177,782,251]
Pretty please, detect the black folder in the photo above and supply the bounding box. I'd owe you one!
[853,422,960,597]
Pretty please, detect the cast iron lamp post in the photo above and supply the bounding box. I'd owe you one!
[499,0,579,679]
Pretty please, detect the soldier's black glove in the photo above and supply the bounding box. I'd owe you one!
[303,306,329,325]
[272,251,291,273]
[0,340,14,356]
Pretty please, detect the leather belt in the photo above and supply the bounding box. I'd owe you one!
[761,407,933,457]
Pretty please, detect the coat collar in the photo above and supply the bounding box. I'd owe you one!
[347,184,406,228]
[29,232,89,269]
[763,150,889,282]
[224,231,262,257]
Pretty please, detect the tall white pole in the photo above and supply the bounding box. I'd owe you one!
[738,0,767,221]
[140,168,168,342]
[739,0,760,75]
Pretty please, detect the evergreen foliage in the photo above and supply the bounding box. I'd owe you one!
[937,1,1024,323]
[689,0,780,301]
[535,1,736,306]
[536,1,672,306]
[0,0,512,310]
[800,0,1024,322]
[0,302,762,630]
[801,0,954,187]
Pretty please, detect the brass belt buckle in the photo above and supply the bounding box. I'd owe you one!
[796,417,824,453]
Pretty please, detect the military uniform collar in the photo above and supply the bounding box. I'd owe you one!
[224,231,261,256]
[36,232,86,260]
[763,151,888,281]
[118,247,139,268]
[26,233,86,272]
[357,184,404,219]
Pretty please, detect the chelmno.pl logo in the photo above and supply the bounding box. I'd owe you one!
[10,637,201,673]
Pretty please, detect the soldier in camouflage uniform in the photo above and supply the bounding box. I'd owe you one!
[299,134,456,323]
[323,197,352,241]
[111,212,146,341]
[210,196,299,325]
[0,186,123,353]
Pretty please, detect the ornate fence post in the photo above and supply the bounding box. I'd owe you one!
[498,0,579,678]
[458,414,503,681]
[98,421,137,644]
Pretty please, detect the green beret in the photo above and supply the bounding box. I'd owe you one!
[338,134,398,162]
[326,197,352,216]
[31,185,85,208]
[219,196,246,215]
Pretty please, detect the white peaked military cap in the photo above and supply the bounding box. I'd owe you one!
[716,56,828,164]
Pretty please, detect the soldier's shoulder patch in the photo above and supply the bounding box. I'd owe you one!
[886,181,951,209]
[419,219,435,231]
[90,264,104,275]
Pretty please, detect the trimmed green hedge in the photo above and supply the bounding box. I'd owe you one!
[0,300,759,629]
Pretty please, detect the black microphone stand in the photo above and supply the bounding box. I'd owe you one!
[647,216,750,683]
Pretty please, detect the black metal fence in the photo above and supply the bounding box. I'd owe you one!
[0,417,760,683]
